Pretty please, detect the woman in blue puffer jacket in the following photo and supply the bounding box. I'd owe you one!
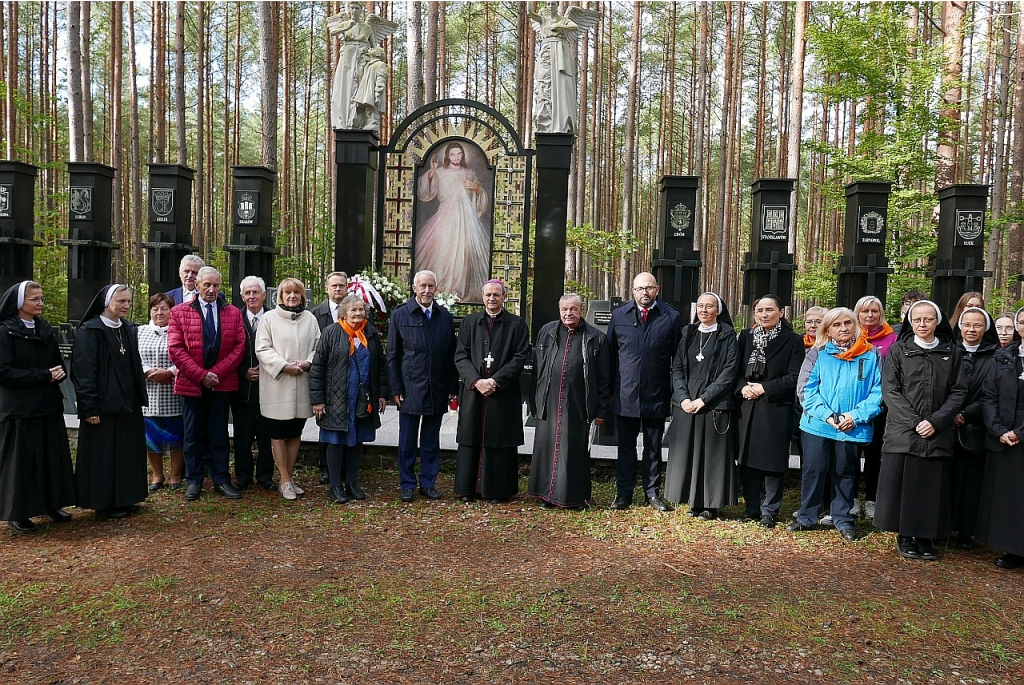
[788,307,882,542]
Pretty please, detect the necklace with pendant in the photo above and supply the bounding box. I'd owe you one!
[114,327,126,355]
[696,331,711,362]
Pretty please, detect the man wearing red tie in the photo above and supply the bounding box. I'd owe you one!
[606,272,682,511]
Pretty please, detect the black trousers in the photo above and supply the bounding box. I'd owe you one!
[740,464,785,518]
[326,443,363,487]
[232,402,273,486]
[615,415,665,500]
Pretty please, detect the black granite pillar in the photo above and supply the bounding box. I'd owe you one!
[741,178,798,306]
[226,167,278,307]
[835,181,894,309]
[335,130,378,276]
[0,161,41,293]
[929,184,991,318]
[530,132,573,340]
[144,164,196,298]
[61,162,118,323]
[651,176,701,313]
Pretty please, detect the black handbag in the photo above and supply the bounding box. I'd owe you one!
[355,384,372,419]
[956,423,986,455]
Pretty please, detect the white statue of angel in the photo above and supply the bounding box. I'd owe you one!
[328,2,398,130]
[530,2,601,135]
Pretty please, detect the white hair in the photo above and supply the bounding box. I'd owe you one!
[179,255,205,270]
[413,270,437,286]
[239,275,266,294]
[196,266,221,283]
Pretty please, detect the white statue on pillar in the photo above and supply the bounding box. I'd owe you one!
[327,2,397,131]
[530,2,601,135]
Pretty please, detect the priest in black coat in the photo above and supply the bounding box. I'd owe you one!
[453,280,531,503]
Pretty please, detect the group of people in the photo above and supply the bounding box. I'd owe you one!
[2,260,1023,571]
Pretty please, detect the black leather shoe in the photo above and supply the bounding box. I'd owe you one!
[47,509,72,523]
[489,498,507,504]
[97,508,129,520]
[347,483,366,500]
[235,480,253,491]
[148,481,164,493]
[759,515,776,529]
[738,513,760,524]
[185,483,202,501]
[540,500,556,509]
[570,503,589,512]
[995,553,1024,569]
[258,480,276,492]
[7,519,37,534]
[329,485,349,504]
[459,494,475,503]
[419,487,442,500]
[838,528,857,542]
[319,471,331,485]
[399,489,414,503]
[916,538,937,561]
[609,496,631,510]
[647,496,672,512]
[787,520,815,532]
[214,483,241,499]
[897,536,920,559]
[698,509,717,521]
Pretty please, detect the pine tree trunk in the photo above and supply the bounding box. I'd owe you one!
[128,2,142,272]
[174,1,186,164]
[425,1,438,103]
[67,1,84,161]
[4,2,15,158]
[154,1,166,164]
[1006,0,1024,297]
[787,1,807,253]
[936,0,966,190]
[258,1,278,169]
[406,0,423,113]
[110,2,123,281]
[619,2,641,296]
[80,1,92,161]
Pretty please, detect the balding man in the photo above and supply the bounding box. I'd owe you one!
[606,272,682,511]
[387,270,458,502]
[528,294,611,510]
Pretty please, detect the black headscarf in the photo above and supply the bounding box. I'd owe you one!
[898,299,955,343]
[0,281,30,321]
[691,291,734,328]
[82,284,128,323]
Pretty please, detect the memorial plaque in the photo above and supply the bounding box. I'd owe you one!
[149,188,175,223]
[954,209,984,248]
[742,178,797,306]
[234,190,259,226]
[760,205,789,242]
[931,183,991,317]
[857,207,886,245]
[652,175,701,313]
[69,187,93,221]
[0,184,11,218]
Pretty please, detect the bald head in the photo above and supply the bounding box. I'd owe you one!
[631,272,659,308]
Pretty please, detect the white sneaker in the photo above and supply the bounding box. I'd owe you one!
[850,499,862,517]
[292,482,304,496]
[819,514,834,527]
[865,500,876,519]
[280,482,297,501]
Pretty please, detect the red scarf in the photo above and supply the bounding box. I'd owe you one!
[339,318,368,356]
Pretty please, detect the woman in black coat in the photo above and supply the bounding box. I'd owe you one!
[950,307,999,548]
[310,294,388,504]
[71,284,149,519]
[664,292,739,519]
[735,294,804,528]
[0,281,76,533]
[875,300,967,561]
[976,306,1024,569]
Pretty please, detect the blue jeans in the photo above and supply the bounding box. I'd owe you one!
[398,413,444,490]
[797,432,860,530]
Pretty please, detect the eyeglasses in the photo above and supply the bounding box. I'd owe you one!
[804,319,822,326]
[960,323,986,331]
[632,286,658,293]
[910,317,937,325]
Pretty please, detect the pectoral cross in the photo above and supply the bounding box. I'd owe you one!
[484,352,494,369]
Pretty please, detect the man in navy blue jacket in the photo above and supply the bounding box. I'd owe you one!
[606,272,682,511]
[387,270,458,502]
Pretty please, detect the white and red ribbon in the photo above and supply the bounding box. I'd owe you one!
[348,275,387,313]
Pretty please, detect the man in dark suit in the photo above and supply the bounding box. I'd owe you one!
[310,271,348,483]
[165,255,205,305]
[387,270,457,502]
[606,272,682,512]
[232,276,273,491]
[168,266,246,502]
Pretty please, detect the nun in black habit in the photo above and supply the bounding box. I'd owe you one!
[0,281,76,533]
[976,306,1024,569]
[874,300,967,561]
[664,292,740,519]
[71,284,148,519]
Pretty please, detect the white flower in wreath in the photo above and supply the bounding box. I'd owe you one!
[434,293,459,311]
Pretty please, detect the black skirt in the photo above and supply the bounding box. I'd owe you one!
[76,411,148,511]
[265,417,307,440]
[0,415,76,520]
[873,452,952,539]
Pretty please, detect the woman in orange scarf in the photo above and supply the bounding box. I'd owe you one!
[309,294,389,504]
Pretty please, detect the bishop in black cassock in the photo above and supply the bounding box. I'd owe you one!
[454,280,531,502]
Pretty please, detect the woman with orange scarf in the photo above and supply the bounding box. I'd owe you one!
[310,294,388,504]
[788,307,882,542]
[853,295,898,519]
